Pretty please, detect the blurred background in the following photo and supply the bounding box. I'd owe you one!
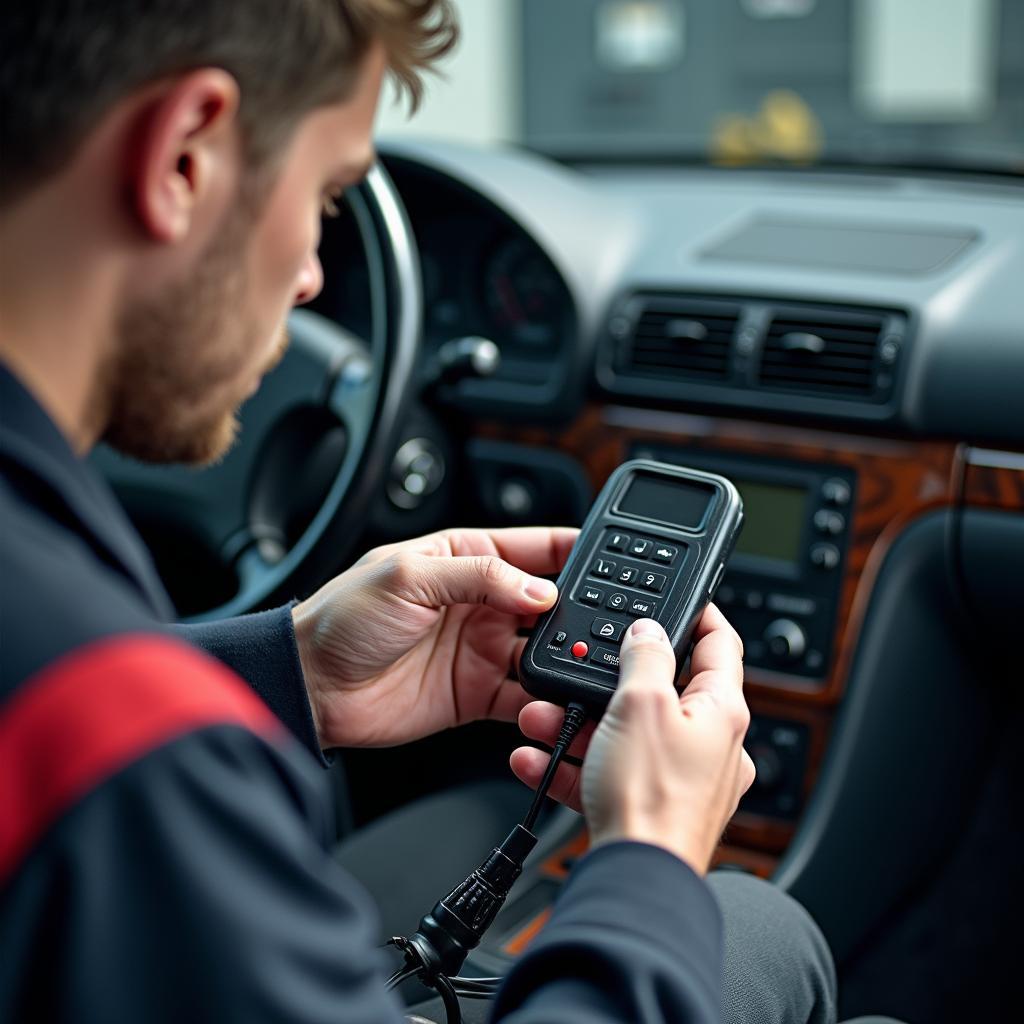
[377,0,1023,174]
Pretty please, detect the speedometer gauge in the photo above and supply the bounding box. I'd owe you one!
[482,236,564,347]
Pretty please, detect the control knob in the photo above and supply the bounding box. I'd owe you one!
[763,618,807,662]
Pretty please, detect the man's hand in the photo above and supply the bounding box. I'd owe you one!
[510,605,755,875]
[291,527,578,749]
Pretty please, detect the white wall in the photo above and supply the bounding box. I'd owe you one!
[375,0,519,146]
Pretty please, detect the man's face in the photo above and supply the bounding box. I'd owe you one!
[104,46,385,465]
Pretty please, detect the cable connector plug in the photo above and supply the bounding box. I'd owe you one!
[555,702,587,750]
[406,824,538,978]
[521,702,588,832]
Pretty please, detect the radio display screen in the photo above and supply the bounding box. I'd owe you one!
[732,479,806,565]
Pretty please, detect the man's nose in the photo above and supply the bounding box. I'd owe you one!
[294,252,324,306]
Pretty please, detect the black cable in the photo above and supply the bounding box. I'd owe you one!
[521,702,587,832]
[385,964,420,991]
[450,975,503,987]
[433,973,462,1024]
[384,704,590,1024]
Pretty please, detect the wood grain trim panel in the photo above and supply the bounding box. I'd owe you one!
[963,450,1024,511]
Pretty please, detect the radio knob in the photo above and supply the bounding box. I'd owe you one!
[763,618,807,661]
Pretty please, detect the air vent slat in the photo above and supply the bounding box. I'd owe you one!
[758,308,886,399]
[617,296,740,382]
[761,353,874,372]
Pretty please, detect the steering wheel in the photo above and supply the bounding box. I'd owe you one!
[92,164,421,621]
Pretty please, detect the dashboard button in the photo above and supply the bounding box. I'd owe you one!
[821,478,851,507]
[810,544,840,571]
[813,509,845,535]
[606,591,628,611]
[606,532,630,552]
[591,618,625,642]
[766,593,816,616]
[579,586,604,606]
[639,570,667,593]
[628,538,652,558]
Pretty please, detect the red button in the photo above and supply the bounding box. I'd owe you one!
[571,641,589,658]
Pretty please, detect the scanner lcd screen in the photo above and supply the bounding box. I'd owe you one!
[617,474,715,530]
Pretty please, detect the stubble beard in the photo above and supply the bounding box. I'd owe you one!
[103,199,285,466]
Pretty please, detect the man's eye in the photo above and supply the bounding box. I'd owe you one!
[321,191,343,219]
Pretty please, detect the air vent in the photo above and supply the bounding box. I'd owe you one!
[758,309,886,398]
[618,297,740,382]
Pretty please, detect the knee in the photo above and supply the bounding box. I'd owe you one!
[708,870,838,1024]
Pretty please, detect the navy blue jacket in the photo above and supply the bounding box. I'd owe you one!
[0,364,724,1022]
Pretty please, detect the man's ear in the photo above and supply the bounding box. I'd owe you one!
[128,69,241,244]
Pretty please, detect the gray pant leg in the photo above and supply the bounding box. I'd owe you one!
[708,871,838,1024]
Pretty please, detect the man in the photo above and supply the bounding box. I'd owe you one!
[0,2,837,1021]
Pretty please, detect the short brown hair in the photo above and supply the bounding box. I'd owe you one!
[0,0,457,206]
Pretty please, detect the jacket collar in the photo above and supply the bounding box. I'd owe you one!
[0,363,174,619]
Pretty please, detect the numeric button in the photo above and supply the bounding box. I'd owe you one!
[628,538,652,558]
[591,558,616,578]
[579,586,603,606]
[606,532,630,552]
[639,570,667,593]
[606,592,628,612]
[617,566,638,585]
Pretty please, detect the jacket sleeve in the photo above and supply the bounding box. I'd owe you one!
[176,605,328,765]
[490,842,724,1024]
[1,722,406,1024]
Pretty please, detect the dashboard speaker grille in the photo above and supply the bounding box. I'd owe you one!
[758,309,884,397]
[620,299,740,381]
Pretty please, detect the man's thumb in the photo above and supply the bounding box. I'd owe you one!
[613,618,678,697]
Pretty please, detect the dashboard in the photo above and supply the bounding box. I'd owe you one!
[309,140,1024,965]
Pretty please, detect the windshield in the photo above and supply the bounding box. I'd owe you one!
[377,0,1024,176]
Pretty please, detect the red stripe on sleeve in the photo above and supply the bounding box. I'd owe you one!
[0,635,284,885]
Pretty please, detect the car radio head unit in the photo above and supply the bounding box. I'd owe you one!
[631,444,855,683]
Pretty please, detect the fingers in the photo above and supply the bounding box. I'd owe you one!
[447,527,579,578]
[689,603,744,675]
[683,604,746,709]
[740,749,757,795]
[518,700,597,759]
[509,746,583,813]
[483,679,535,725]
[384,550,559,615]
